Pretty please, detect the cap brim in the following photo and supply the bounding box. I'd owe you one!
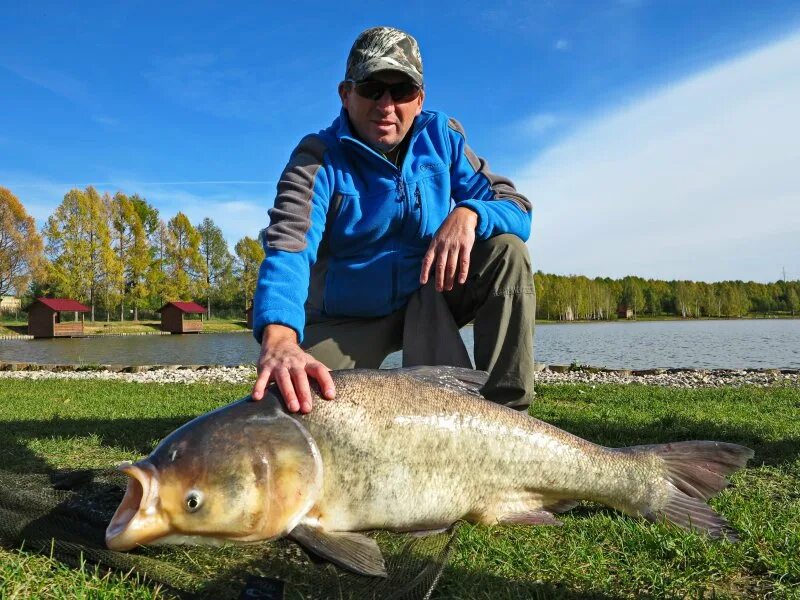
[350,57,423,86]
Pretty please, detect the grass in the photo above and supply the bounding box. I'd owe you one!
[0,379,798,598]
[0,317,249,337]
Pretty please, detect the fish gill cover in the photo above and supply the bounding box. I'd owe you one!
[0,468,458,599]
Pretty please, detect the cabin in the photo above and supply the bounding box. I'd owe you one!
[26,297,90,338]
[245,304,253,330]
[159,301,207,333]
[617,305,634,319]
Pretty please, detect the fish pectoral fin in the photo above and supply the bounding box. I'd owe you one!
[496,510,564,526]
[289,525,387,578]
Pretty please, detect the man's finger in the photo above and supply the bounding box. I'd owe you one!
[435,247,449,291]
[420,245,436,284]
[275,369,299,412]
[458,249,471,284]
[290,367,314,414]
[251,367,272,401]
[308,362,336,399]
[444,246,459,291]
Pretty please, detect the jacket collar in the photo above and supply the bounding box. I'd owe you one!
[334,108,435,168]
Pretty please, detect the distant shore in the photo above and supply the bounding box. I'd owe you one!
[2,314,799,339]
[0,318,250,338]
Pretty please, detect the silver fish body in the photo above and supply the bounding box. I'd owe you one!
[106,367,753,576]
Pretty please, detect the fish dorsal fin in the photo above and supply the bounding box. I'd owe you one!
[289,524,387,577]
[396,366,489,398]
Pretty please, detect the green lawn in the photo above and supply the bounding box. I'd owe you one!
[0,380,798,599]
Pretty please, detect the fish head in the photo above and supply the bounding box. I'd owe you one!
[106,394,322,551]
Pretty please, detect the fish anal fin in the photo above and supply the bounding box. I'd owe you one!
[545,499,579,514]
[289,524,387,577]
[497,510,563,526]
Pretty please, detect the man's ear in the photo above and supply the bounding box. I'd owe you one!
[338,82,350,109]
[414,88,425,117]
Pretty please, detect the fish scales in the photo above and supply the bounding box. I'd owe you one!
[300,369,614,531]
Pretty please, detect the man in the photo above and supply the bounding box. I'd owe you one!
[251,26,535,413]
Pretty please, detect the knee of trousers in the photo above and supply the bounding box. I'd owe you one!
[473,234,534,287]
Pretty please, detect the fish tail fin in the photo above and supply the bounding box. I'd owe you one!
[618,441,754,540]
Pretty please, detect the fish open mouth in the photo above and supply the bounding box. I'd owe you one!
[106,461,168,551]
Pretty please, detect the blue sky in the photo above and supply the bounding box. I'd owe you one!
[2,1,799,282]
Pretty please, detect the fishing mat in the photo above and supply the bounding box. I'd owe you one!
[0,468,459,599]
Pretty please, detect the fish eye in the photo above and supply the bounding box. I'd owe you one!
[185,490,203,513]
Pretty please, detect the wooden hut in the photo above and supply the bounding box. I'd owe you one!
[617,305,634,319]
[159,301,207,333]
[27,297,90,338]
[245,301,255,329]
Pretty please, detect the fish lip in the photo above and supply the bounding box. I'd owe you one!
[106,461,165,551]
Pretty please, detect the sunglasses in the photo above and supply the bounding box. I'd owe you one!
[347,79,422,103]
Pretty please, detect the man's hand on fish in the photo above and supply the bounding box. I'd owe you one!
[252,323,335,413]
[420,206,478,292]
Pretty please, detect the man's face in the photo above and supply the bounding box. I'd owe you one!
[339,71,424,152]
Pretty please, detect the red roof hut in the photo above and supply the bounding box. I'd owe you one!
[27,298,90,338]
[159,301,207,333]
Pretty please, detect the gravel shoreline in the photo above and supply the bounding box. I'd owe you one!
[0,362,797,388]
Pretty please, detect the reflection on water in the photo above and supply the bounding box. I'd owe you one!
[1,320,798,370]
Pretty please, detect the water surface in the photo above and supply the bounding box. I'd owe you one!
[0,319,797,370]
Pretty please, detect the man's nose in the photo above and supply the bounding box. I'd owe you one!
[375,90,395,110]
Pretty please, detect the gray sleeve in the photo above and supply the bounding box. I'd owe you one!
[265,134,329,252]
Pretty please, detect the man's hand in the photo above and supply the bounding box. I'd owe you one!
[420,207,478,291]
[252,324,335,413]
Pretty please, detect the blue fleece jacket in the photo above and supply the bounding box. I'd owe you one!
[253,108,532,343]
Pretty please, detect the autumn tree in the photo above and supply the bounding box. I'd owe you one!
[234,236,265,310]
[147,218,172,309]
[197,217,232,318]
[110,192,150,320]
[43,187,114,320]
[0,187,43,297]
[166,212,206,301]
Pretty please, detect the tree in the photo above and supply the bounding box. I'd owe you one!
[788,287,800,316]
[234,236,265,309]
[621,276,645,318]
[43,187,114,320]
[197,217,232,318]
[0,187,43,296]
[166,212,206,301]
[110,192,150,320]
[147,219,172,310]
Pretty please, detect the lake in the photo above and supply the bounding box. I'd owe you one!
[1,319,798,370]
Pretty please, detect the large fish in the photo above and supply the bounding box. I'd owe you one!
[106,367,753,576]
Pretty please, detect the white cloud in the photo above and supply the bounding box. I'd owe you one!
[516,32,800,282]
[554,39,570,51]
[522,112,563,136]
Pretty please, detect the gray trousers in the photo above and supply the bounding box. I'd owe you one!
[302,234,536,408]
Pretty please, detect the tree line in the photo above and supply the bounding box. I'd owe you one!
[2,185,798,321]
[534,273,800,320]
[1,185,264,321]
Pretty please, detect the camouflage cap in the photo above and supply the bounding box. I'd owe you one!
[345,26,423,86]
